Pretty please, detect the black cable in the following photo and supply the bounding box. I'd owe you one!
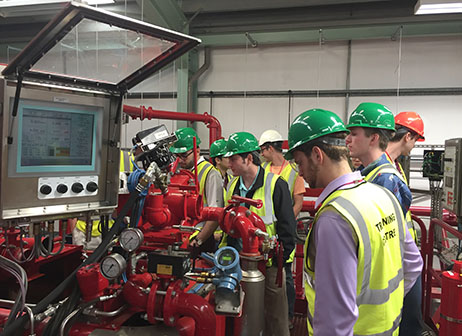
[1,189,142,336]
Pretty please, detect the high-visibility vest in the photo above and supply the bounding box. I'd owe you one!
[195,160,216,206]
[262,161,298,196]
[189,160,219,240]
[119,150,135,173]
[365,162,417,242]
[221,171,279,266]
[263,161,298,263]
[76,218,115,237]
[304,181,406,335]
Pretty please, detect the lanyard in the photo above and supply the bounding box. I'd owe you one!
[315,178,365,211]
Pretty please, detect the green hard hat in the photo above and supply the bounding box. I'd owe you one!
[347,102,395,131]
[169,127,201,154]
[224,132,260,157]
[210,139,228,158]
[285,109,348,160]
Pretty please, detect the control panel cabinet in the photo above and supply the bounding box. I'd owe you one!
[442,138,462,217]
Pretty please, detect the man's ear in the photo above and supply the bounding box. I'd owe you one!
[311,146,323,164]
[369,132,380,147]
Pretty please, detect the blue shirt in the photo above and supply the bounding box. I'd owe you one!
[360,153,412,214]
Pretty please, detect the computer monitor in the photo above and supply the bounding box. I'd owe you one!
[16,99,100,173]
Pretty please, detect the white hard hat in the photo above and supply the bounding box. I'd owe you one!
[259,130,284,146]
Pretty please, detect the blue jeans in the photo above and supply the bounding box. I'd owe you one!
[399,275,423,336]
[284,263,295,319]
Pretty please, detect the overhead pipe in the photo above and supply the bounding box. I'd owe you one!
[123,105,222,146]
[188,47,211,114]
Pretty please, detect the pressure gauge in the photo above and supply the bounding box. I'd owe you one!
[100,253,127,280]
[119,228,144,252]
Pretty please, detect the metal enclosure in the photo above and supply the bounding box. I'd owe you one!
[442,138,462,217]
[0,2,200,224]
[0,78,120,223]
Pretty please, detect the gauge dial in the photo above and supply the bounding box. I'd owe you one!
[119,228,144,252]
[100,253,126,280]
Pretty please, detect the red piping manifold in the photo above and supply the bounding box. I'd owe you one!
[163,281,216,336]
[123,105,222,146]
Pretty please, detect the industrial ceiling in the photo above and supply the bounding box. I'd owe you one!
[0,0,461,51]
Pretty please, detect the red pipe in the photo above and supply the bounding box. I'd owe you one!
[144,194,172,228]
[123,105,222,146]
[175,317,195,336]
[163,281,216,336]
[410,206,458,225]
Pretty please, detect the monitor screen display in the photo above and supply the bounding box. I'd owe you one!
[16,101,99,173]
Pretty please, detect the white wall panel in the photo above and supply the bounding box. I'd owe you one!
[351,36,462,89]
[199,42,348,91]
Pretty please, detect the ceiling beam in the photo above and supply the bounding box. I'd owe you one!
[136,0,187,32]
[180,0,390,14]
[198,20,462,46]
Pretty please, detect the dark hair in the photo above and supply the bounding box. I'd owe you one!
[296,132,349,162]
[239,151,261,166]
[211,156,220,167]
[363,128,394,151]
[390,125,419,143]
[267,141,283,153]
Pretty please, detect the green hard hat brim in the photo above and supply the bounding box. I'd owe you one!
[284,130,349,160]
[346,123,396,131]
[169,145,193,154]
[223,149,256,158]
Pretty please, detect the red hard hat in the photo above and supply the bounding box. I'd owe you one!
[394,111,425,141]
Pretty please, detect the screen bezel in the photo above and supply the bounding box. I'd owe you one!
[9,98,102,176]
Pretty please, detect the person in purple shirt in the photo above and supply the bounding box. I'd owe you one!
[285,108,423,336]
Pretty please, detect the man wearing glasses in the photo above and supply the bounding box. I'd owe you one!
[169,127,224,252]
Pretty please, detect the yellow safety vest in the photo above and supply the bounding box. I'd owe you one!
[262,161,298,196]
[220,171,278,266]
[195,160,216,206]
[365,162,417,242]
[119,150,135,173]
[189,160,218,240]
[76,219,115,237]
[304,181,406,335]
[263,161,298,263]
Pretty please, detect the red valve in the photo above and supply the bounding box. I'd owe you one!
[229,195,263,209]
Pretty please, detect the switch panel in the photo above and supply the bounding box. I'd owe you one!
[38,176,99,200]
[442,138,462,217]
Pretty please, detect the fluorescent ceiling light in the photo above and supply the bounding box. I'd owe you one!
[85,0,115,5]
[415,0,462,15]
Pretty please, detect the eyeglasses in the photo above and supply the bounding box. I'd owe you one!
[176,150,193,160]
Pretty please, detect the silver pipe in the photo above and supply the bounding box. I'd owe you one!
[24,305,35,336]
[131,251,147,274]
[188,47,211,113]
[89,305,127,317]
[0,299,36,307]
[59,308,81,336]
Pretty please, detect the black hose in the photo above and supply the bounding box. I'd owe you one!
[1,189,142,336]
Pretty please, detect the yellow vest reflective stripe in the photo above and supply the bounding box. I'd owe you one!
[119,150,135,173]
[263,161,297,263]
[365,162,416,242]
[196,161,215,206]
[304,182,406,335]
[220,171,278,266]
[262,161,298,195]
[189,161,218,240]
[76,219,115,237]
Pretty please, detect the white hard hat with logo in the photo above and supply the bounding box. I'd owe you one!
[259,129,284,146]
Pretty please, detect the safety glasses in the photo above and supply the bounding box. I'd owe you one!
[175,150,193,160]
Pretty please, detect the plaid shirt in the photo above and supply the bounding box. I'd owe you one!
[359,153,412,215]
